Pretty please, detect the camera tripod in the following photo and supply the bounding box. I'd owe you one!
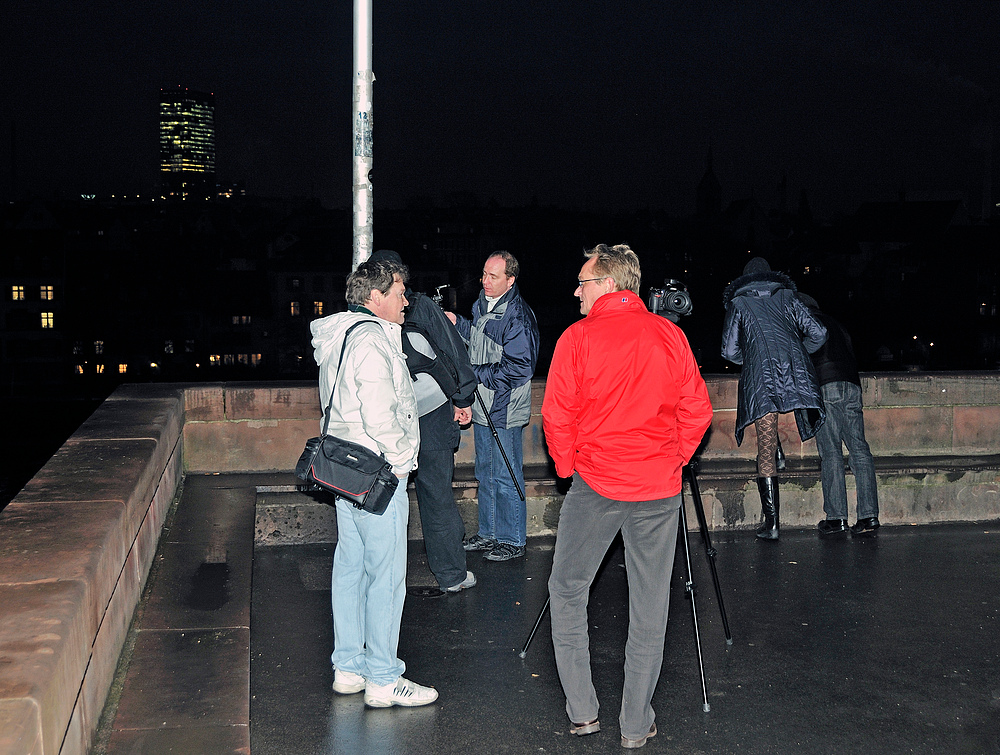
[518,459,731,712]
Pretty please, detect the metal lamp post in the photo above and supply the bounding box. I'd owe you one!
[352,0,374,270]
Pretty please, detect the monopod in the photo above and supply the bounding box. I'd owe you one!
[474,387,525,502]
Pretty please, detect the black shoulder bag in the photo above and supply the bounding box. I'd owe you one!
[295,322,399,515]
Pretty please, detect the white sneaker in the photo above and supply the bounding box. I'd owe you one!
[364,676,439,708]
[332,668,366,694]
[445,570,477,593]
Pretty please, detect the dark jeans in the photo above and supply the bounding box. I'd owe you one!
[815,381,879,520]
[414,447,468,590]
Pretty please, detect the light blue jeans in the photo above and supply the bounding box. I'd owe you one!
[473,423,526,547]
[815,381,879,520]
[330,481,409,686]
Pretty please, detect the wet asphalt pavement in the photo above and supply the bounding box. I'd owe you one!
[251,523,1000,755]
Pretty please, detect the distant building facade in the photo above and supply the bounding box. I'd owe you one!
[159,87,216,199]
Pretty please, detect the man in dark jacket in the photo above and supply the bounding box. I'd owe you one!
[446,251,540,561]
[798,294,880,537]
[370,250,479,591]
[721,257,827,540]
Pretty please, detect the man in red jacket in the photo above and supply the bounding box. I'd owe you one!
[542,244,713,749]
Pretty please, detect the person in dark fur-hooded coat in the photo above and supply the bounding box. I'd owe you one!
[722,258,828,444]
[721,257,828,539]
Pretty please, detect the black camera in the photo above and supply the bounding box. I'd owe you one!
[648,279,693,323]
[431,285,457,312]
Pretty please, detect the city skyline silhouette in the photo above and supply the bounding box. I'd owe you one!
[2,1,998,218]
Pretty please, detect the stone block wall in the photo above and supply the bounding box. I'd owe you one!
[0,386,185,755]
[182,372,1000,474]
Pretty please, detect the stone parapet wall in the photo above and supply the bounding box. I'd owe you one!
[189,373,1000,538]
[0,385,185,755]
[182,372,1000,472]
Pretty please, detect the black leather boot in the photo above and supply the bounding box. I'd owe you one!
[756,477,779,540]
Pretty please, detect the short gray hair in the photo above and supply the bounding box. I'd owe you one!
[346,259,409,306]
[584,244,641,295]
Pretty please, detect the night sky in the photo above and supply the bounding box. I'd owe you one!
[4,1,999,217]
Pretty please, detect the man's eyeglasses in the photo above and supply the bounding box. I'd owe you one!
[577,277,608,288]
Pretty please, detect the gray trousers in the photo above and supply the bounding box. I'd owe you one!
[548,474,680,740]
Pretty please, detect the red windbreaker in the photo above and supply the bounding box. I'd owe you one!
[541,290,713,501]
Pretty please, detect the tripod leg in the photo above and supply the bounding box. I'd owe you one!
[685,464,733,644]
[678,502,711,712]
[475,388,525,501]
[519,595,550,658]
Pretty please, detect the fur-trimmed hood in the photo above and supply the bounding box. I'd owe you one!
[723,270,798,308]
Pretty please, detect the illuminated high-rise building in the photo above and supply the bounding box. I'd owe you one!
[159,87,216,199]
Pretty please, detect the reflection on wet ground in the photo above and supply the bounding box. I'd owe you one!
[253,524,1000,755]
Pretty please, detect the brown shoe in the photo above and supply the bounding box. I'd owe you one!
[569,718,600,736]
[621,722,657,749]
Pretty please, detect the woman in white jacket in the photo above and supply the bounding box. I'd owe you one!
[310,258,436,708]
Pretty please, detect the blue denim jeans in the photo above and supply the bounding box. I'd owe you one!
[330,481,409,686]
[473,423,526,547]
[815,381,879,520]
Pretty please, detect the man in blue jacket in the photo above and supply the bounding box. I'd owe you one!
[446,251,540,561]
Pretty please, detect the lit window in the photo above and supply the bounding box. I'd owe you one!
[238,353,249,365]
[290,301,301,316]
[95,340,104,355]
[118,363,128,374]
[290,278,301,290]
[224,354,235,365]
[40,285,54,300]
[232,315,240,325]
[165,340,174,354]
[96,364,105,374]
[232,314,251,325]
[209,354,221,366]
[41,312,54,329]
[251,354,262,367]
[313,301,324,316]
[73,342,83,355]
[12,285,24,301]
[74,365,84,375]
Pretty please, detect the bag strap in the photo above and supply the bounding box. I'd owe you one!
[320,320,380,436]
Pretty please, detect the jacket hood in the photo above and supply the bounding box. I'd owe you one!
[310,310,381,367]
[722,270,797,308]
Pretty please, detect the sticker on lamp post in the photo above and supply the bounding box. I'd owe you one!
[355,111,373,157]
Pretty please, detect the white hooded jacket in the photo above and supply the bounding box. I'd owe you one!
[311,310,420,476]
